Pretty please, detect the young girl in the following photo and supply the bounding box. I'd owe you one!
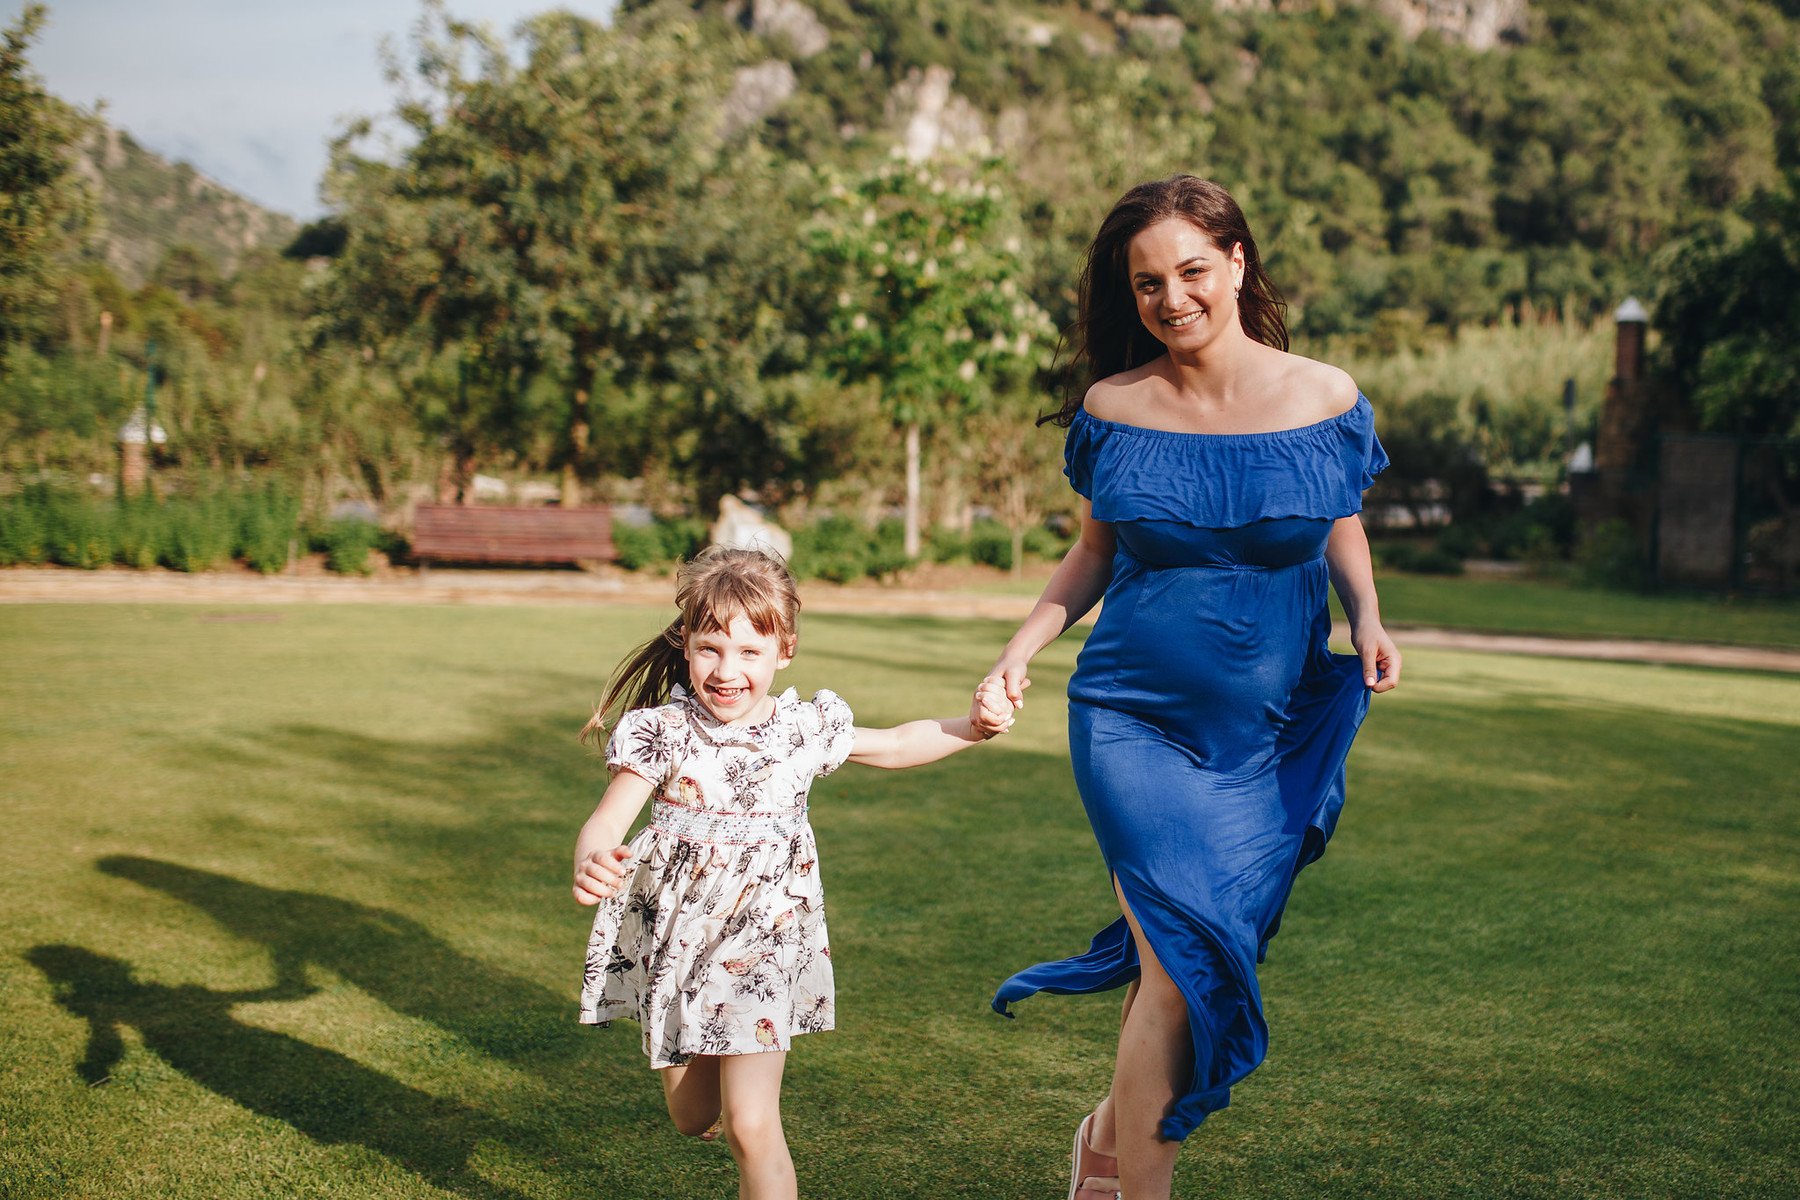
[573,546,1011,1200]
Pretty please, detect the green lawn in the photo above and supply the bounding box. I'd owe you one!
[2,605,1797,1199]
[1342,572,1800,649]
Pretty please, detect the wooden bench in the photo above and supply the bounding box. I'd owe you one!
[411,504,615,568]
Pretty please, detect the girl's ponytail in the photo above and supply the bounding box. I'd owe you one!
[579,619,686,745]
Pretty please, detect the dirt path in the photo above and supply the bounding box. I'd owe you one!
[6,566,1799,675]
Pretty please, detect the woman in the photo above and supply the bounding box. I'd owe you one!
[971,176,1400,1200]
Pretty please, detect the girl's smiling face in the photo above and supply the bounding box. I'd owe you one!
[685,612,793,726]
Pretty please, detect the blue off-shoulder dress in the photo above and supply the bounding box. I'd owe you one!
[992,396,1388,1140]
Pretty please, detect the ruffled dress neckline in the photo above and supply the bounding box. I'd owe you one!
[671,684,801,748]
[1073,394,1370,443]
[1064,393,1388,530]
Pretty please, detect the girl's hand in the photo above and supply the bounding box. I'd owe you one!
[971,676,1015,738]
[1352,620,1402,693]
[573,845,633,906]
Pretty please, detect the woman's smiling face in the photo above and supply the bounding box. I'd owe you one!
[1127,218,1245,354]
[685,612,792,726]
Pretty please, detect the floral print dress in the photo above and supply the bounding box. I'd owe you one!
[579,685,856,1067]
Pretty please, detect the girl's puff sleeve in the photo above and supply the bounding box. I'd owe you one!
[605,707,679,788]
[807,690,857,778]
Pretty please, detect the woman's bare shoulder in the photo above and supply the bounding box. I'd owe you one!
[1082,361,1166,423]
[1274,352,1359,419]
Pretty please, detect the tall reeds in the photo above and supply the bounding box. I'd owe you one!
[0,480,376,574]
[1305,315,1614,478]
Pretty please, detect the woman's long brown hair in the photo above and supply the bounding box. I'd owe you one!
[1041,176,1289,428]
[578,546,802,745]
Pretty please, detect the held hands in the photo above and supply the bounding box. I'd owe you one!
[970,668,1025,738]
[573,844,633,906]
[1352,620,1402,693]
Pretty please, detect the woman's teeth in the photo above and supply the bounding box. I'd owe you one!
[1167,310,1204,327]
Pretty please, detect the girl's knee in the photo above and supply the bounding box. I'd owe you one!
[670,1108,719,1139]
[723,1109,783,1157]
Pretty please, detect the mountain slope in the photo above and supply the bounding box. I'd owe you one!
[650,0,1798,335]
[70,122,296,288]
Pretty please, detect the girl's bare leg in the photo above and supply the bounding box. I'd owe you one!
[1109,880,1192,1199]
[720,1050,796,1200]
[660,1055,723,1137]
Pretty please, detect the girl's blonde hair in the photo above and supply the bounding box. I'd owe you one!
[580,545,801,744]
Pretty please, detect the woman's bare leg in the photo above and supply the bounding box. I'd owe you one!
[660,1055,724,1136]
[720,1050,797,1200]
[1078,980,1137,1192]
[1088,978,1139,1147]
[1109,880,1192,1199]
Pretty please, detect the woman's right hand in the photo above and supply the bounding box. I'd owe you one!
[970,657,1032,737]
[969,675,1016,737]
[993,656,1032,711]
[573,845,633,906]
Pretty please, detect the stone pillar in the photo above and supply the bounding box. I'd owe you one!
[1613,296,1647,381]
[120,441,146,494]
[117,406,165,497]
[1595,298,1649,479]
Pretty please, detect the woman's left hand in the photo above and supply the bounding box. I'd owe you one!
[1352,620,1402,693]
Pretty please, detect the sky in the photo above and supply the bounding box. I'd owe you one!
[19,0,615,220]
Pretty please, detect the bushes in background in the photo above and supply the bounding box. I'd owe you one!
[611,516,708,572]
[789,517,908,583]
[0,481,381,575]
[783,515,1074,580]
[1376,542,1466,576]
[239,484,301,574]
[932,520,1070,573]
[1376,492,1582,578]
[1575,520,1646,591]
[307,516,379,576]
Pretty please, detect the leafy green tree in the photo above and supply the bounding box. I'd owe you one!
[810,156,1052,556]
[0,4,91,348]
[1653,177,1800,439]
[966,387,1067,578]
[316,3,833,512]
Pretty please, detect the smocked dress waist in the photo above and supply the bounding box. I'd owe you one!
[649,800,810,845]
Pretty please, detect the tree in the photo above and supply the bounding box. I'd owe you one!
[0,3,92,348]
[811,156,1053,557]
[1654,177,1800,439]
[316,3,823,509]
[967,388,1068,578]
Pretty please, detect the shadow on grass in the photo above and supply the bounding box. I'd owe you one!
[96,856,581,1063]
[27,943,533,1200]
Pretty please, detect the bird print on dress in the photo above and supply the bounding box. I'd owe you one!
[578,688,856,1067]
[722,754,779,807]
[794,993,832,1034]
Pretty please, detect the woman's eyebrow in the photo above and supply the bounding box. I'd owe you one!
[1131,256,1205,281]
